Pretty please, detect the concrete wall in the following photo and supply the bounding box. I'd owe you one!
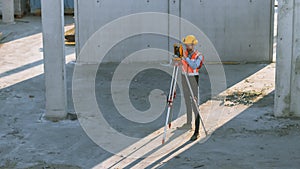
[182,0,274,63]
[75,0,169,63]
[0,0,26,16]
[76,0,274,63]
[275,0,300,117]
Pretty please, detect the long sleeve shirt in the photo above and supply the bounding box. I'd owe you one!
[184,51,203,69]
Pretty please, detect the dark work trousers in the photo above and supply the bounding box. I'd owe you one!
[181,74,200,134]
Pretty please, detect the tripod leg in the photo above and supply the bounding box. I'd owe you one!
[162,107,171,144]
[162,65,179,144]
[168,66,179,128]
[184,72,208,136]
[166,65,177,126]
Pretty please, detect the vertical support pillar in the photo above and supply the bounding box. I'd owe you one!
[74,0,79,60]
[290,0,300,116]
[275,0,300,117]
[41,0,67,120]
[2,0,14,23]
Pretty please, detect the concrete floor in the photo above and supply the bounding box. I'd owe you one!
[0,16,300,169]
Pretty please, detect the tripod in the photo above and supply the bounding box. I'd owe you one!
[162,57,207,144]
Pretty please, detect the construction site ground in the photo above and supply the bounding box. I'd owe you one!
[0,16,299,169]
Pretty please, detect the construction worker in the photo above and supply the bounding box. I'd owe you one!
[177,35,204,141]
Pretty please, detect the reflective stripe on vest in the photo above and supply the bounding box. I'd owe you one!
[181,50,202,76]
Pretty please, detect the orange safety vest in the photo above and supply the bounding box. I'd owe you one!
[181,50,204,76]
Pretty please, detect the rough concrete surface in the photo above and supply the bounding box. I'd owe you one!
[1,16,300,169]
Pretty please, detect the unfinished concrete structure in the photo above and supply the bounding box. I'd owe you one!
[40,0,300,119]
[275,0,300,117]
[1,1,300,167]
[75,0,274,63]
[41,0,67,120]
[1,0,14,23]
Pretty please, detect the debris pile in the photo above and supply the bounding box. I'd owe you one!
[223,91,263,106]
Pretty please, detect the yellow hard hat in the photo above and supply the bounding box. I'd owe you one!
[182,35,198,45]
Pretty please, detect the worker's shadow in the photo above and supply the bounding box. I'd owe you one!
[121,128,194,169]
[144,130,194,169]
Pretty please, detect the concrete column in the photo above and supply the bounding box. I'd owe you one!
[275,0,300,117]
[2,0,14,23]
[41,0,67,120]
[290,0,300,116]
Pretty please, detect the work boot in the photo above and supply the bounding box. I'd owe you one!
[176,123,192,130]
[190,133,199,141]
